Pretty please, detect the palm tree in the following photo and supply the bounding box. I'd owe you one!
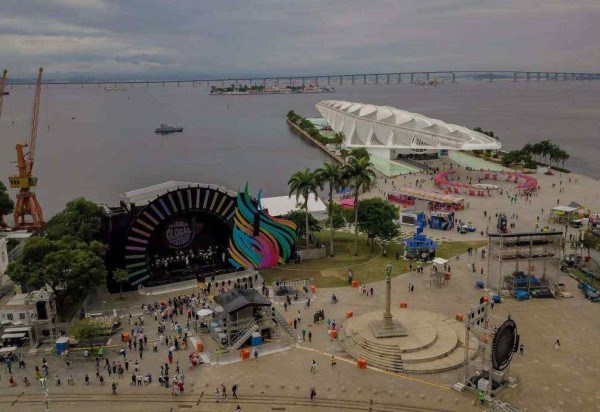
[539,140,552,165]
[315,163,342,257]
[343,157,376,256]
[288,168,319,250]
[522,143,534,156]
[561,151,569,168]
[333,132,345,146]
[339,149,350,164]
[548,146,558,166]
[350,147,370,161]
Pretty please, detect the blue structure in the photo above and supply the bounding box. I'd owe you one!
[404,213,437,261]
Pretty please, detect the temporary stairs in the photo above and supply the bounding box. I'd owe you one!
[230,324,259,350]
[272,309,296,337]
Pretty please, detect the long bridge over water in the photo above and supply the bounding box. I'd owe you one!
[6,70,600,88]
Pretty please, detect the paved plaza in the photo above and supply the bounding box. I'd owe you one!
[2,165,600,412]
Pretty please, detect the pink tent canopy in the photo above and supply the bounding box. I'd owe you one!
[340,198,355,209]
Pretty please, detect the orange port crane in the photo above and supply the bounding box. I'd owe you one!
[9,67,45,230]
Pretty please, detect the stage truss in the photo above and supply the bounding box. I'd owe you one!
[487,232,563,297]
[457,301,519,401]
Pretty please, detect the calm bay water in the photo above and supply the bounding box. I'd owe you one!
[0,81,599,220]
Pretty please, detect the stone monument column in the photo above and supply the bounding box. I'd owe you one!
[370,262,407,338]
[383,263,392,321]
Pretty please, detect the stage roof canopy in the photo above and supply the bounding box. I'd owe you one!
[121,181,237,207]
[214,289,271,315]
[316,100,501,151]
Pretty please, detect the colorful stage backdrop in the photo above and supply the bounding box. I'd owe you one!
[228,184,297,269]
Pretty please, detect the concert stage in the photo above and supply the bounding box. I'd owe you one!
[101,181,297,293]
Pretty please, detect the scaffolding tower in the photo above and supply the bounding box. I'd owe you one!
[457,301,519,402]
[487,232,563,298]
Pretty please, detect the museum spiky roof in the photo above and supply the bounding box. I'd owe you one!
[316,100,501,151]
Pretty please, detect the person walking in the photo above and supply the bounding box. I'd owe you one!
[310,386,317,401]
[555,339,560,349]
[519,343,524,356]
[308,331,312,343]
[112,382,117,395]
[168,350,173,364]
[252,347,258,362]
[310,359,317,373]
[330,356,336,367]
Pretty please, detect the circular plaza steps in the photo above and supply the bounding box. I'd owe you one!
[339,309,479,374]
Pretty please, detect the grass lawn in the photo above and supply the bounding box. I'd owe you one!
[260,231,485,288]
[568,268,600,290]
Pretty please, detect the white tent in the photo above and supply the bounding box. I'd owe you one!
[260,195,327,220]
[432,257,448,266]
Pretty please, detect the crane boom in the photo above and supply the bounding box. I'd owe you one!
[0,69,6,126]
[9,66,45,230]
[26,67,43,175]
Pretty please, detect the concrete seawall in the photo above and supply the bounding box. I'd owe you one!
[285,118,343,164]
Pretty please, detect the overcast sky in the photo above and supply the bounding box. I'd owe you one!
[1,0,599,79]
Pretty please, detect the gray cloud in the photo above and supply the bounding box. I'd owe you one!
[0,0,598,79]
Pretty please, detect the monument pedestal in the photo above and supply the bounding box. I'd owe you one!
[369,317,407,338]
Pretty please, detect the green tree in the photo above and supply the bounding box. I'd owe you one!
[113,269,129,296]
[300,119,313,130]
[283,210,321,241]
[61,247,106,299]
[328,203,346,230]
[44,198,102,243]
[357,198,399,251]
[315,163,342,257]
[70,318,107,350]
[6,237,64,291]
[288,168,319,249]
[88,240,108,257]
[7,237,106,300]
[582,230,600,257]
[343,157,376,256]
[0,180,14,228]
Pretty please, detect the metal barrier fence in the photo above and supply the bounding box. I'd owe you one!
[137,269,262,296]
[209,337,294,365]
